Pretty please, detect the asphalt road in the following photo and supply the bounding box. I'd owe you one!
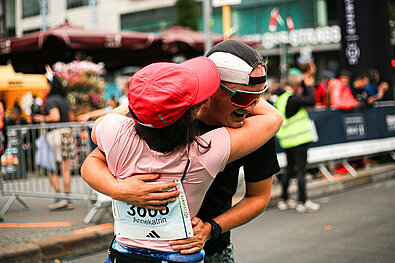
[65,178,395,263]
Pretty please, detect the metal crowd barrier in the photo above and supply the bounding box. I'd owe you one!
[0,122,97,219]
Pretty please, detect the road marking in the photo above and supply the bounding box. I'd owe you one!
[72,223,112,234]
[0,222,72,228]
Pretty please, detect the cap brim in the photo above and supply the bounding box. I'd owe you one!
[180,57,220,105]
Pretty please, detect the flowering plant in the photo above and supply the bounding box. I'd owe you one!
[52,60,107,116]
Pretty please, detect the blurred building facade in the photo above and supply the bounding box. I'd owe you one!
[1,0,393,89]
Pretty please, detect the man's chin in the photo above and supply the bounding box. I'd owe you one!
[228,119,245,128]
[229,112,247,128]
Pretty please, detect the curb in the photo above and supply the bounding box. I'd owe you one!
[0,227,113,263]
[0,163,394,263]
[268,163,395,207]
[0,243,42,263]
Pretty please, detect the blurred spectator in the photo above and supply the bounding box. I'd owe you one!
[7,102,28,125]
[76,77,129,123]
[299,61,317,107]
[30,95,44,124]
[274,73,319,213]
[117,77,130,107]
[328,77,357,110]
[265,77,281,105]
[315,70,334,108]
[76,95,118,123]
[365,69,389,105]
[0,98,7,160]
[33,74,75,210]
[339,69,352,89]
[299,61,316,85]
[352,71,369,108]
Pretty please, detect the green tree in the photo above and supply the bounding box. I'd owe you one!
[175,0,199,31]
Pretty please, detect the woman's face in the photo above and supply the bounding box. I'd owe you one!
[191,103,204,119]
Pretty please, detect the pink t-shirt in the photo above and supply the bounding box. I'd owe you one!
[96,114,231,251]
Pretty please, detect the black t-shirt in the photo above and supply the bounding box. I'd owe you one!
[195,119,280,255]
[44,95,71,122]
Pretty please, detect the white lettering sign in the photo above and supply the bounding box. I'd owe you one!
[244,25,341,50]
[343,114,366,139]
[385,115,395,131]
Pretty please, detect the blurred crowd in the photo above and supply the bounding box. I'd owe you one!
[4,75,130,127]
[265,61,389,110]
[3,58,391,128]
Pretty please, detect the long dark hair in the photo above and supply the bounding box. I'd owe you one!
[48,75,67,97]
[134,104,211,154]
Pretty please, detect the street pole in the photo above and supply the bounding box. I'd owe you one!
[222,5,231,40]
[39,0,47,31]
[203,0,212,54]
[89,0,97,29]
[280,42,287,80]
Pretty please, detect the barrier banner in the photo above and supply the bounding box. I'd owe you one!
[276,106,395,152]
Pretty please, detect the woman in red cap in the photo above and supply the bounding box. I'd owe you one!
[87,57,282,263]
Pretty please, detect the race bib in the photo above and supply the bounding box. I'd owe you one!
[113,180,193,241]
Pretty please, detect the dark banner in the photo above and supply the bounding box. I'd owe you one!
[338,0,393,100]
[276,106,395,152]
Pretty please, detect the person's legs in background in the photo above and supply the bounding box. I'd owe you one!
[49,171,61,192]
[61,129,74,209]
[294,144,308,204]
[47,130,68,210]
[282,149,294,201]
[47,129,74,210]
[277,149,297,211]
[48,168,68,210]
[61,159,73,209]
[294,144,320,213]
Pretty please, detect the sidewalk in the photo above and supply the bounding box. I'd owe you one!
[0,163,394,263]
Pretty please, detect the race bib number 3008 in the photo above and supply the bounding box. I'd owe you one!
[113,180,193,241]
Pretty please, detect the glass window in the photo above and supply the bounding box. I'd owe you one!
[67,0,89,9]
[22,0,40,18]
[207,0,316,35]
[121,6,175,33]
[5,0,15,37]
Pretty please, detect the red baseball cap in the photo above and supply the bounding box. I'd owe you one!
[128,57,220,128]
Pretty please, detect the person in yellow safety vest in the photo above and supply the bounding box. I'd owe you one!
[274,72,320,213]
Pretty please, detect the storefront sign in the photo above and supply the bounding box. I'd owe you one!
[245,25,341,50]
